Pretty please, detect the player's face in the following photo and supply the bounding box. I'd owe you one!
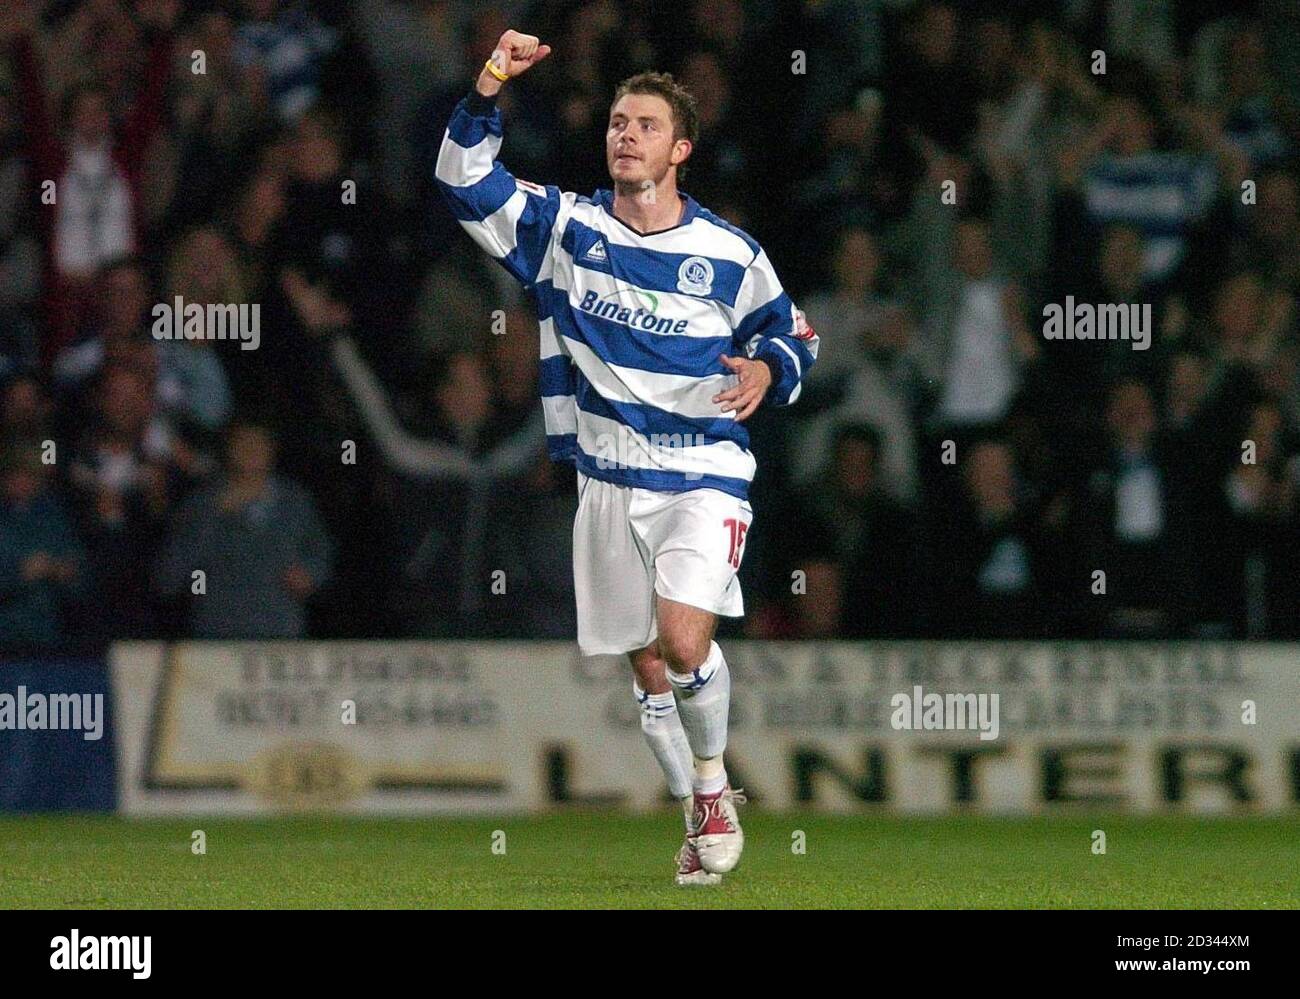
[607,93,687,187]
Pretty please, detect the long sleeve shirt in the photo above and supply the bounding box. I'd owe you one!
[435,90,818,500]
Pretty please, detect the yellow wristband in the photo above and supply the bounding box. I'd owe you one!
[483,57,510,83]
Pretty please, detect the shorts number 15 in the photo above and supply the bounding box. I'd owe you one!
[723,517,748,569]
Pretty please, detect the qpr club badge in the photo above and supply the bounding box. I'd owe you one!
[676,255,714,296]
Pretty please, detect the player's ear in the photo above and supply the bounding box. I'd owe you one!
[671,138,692,168]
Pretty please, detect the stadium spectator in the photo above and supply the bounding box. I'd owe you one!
[1055,68,1245,287]
[155,421,332,639]
[2,0,175,362]
[154,228,236,434]
[50,257,154,419]
[800,225,888,391]
[800,423,919,638]
[1219,399,1300,636]
[1227,166,1300,289]
[1209,20,1295,172]
[674,50,751,213]
[944,440,1045,638]
[789,301,922,504]
[1043,224,1172,412]
[485,449,578,640]
[0,85,41,378]
[232,0,337,124]
[64,359,195,641]
[1,374,53,442]
[924,215,1038,435]
[1078,380,1185,637]
[0,0,1296,645]
[886,2,977,156]
[155,8,275,233]
[0,439,86,651]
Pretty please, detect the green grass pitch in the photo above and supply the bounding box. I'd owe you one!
[2,813,1297,909]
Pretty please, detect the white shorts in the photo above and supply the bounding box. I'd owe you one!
[573,471,754,656]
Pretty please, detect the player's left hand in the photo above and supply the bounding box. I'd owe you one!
[714,355,772,422]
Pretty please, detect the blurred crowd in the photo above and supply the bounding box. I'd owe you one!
[2,0,1299,653]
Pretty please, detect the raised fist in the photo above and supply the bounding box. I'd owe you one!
[488,29,552,79]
